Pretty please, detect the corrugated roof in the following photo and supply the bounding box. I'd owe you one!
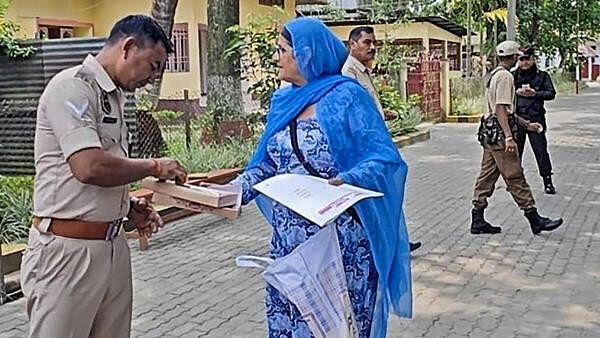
[412,16,468,37]
[321,15,468,37]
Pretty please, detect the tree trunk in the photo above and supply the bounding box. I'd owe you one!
[133,0,178,159]
[558,49,568,70]
[530,0,540,44]
[148,0,179,108]
[207,0,243,131]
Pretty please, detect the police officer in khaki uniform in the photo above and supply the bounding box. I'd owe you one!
[470,41,563,236]
[21,15,187,338]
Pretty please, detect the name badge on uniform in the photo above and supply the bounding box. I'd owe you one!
[101,91,112,115]
[102,116,118,124]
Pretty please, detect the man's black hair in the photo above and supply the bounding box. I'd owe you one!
[108,15,174,53]
[348,26,374,42]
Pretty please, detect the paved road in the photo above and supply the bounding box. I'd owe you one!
[1,88,599,338]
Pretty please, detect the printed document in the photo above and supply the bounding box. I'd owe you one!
[253,174,383,227]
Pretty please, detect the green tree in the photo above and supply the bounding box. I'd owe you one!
[522,0,600,70]
[225,10,285,112]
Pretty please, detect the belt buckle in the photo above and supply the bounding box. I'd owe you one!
[105,219,123,241]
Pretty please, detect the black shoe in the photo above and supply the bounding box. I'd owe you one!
[470,208,502,234]
[543,176,556,194]
[524,207,563,235]
[409,242,422,252]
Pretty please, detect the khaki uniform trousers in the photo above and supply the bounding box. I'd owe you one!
[472,143,535,210]
[21,227,132,338]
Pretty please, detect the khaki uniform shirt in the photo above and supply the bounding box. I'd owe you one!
[34,55,129,229]
[486,67,514,118]
[341,55,385,118]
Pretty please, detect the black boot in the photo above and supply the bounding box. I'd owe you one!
[470,208,502,234]
[409,242,422,252]
[543,176,556,194]
[524,207,563,235]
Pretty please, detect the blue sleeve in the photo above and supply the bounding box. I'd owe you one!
[337,86,404,189]
[232,156,277,205]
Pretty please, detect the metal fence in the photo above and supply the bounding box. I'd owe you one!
[0,37,145,176]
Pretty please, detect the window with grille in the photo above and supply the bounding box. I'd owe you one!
[259,0,284,7]
[448,42,461,71]
[429,39,445,59]
[165,23,190,73]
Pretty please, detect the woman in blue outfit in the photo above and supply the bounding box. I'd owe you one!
[233,18,412,338]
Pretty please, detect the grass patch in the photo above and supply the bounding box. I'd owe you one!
[0,176,33,244]
[450,77,485,116]
[162,126,256,173]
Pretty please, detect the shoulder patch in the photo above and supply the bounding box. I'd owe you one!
[65,100,90,118]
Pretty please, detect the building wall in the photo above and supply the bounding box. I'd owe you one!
[241,0,295,26]
[6,0,95,38]
[91,0,206,99]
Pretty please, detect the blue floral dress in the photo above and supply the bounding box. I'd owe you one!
[234,118,378,338]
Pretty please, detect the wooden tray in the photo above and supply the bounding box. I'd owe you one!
[141,178,237,208]
[153,193,240,220]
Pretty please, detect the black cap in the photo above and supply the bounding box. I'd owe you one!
[521,47,535,57]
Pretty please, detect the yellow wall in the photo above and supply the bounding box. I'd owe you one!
[240,0,295,26]
[90,0,203,99]
[6,0,95,38]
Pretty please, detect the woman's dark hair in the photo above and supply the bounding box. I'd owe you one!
[281,27,293,47]
[108,15,174,53]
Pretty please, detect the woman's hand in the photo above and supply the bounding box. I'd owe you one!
[328,177,344,186]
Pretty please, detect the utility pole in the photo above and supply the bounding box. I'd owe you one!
[466,0,472,77]
[507,0,517,41]
[575,1,580,94]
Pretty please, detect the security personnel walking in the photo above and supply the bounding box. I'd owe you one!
[470,41,563,236]
[21,15,187,338]
[512,47,557,194]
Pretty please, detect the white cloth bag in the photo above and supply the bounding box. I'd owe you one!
[236,224,358,338]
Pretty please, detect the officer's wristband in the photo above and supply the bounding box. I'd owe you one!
[505,136,513,141]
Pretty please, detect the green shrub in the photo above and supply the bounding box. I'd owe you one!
[0,0,36,59]
[377,82,422,136]
[549,72,586,95]
[0,176,33,244]
[162,126,256,173]
[450,77,485,116]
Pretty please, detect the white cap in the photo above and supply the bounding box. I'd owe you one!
[496,40,522,57]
